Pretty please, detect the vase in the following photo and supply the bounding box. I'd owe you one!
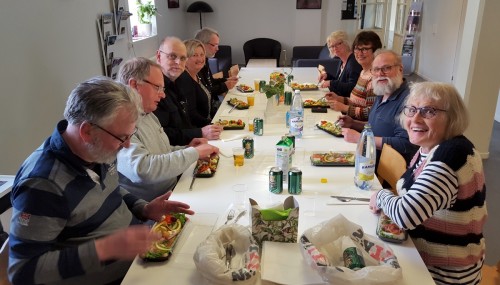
[138,23,152,37]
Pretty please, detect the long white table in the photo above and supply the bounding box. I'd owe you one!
[122,68,434,285]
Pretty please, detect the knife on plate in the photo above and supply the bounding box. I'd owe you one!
[228,103,239,113]
[189,167,197,191]
[330,195,370,202]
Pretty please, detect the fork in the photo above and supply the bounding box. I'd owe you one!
[224,209,235,224]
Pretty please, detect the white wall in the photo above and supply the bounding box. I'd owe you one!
[0,0,497,174]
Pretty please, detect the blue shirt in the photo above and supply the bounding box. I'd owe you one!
[368,80,418,163]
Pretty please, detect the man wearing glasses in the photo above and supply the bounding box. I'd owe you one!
[154,36,223,145]
[117,57,219,202]
[8,77,195,284]
[195,27,238,100]
[338,50,418,164]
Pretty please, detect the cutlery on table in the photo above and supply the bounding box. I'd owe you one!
[330,195,370,202]
[233,210,247,224]
[228,103,239,113]
[189,167,197,191]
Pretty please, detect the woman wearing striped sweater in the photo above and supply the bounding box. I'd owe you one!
[370,82,487,284]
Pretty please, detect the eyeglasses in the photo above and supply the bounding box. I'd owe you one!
[403,106,446,119]
[142,79,165,93]
[158,50,187,62]
[207,42,219,48]
[328,41,343,49]
[90,123,138,145]
[354,47,373,53]
[371,64,399,75]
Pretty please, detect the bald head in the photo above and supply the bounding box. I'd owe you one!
[157,37,187,81]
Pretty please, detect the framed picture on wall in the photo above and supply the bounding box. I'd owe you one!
[296,0,321,9]
[168,0,179,8]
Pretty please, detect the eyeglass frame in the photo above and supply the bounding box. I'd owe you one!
[353,46,373,53]
[403,105,447,119]
[90,123,138,145]
[328,41,344,49]
[141,79,165,93]
[158,50,188,62]
[207,42,219,48]
[371,64,400,75]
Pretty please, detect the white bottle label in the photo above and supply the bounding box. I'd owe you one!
[357,160,375,181]
[289,114,303,136]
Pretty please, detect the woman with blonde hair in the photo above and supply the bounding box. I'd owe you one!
[318,30,362,97]
[177,39,214,127]
[370,82,487,284]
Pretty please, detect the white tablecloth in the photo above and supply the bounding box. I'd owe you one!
[122,68,434,285]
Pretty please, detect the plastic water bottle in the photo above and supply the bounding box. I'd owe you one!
[289,90,304,138]
[354,124,376,190]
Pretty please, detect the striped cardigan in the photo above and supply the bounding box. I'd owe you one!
[343,70,376,121]
[377,135,487,270]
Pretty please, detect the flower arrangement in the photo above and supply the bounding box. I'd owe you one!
[261,70,293,99]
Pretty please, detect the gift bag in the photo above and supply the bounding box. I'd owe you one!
[193,224,260,285]
[299,214,403,285]
[250,196,299,245]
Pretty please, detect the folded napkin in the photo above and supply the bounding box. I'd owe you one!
[260,208,292,221]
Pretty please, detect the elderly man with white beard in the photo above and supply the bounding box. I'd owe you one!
[337,49,418,165]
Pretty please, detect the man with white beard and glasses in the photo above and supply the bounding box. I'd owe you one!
[337,50,418,164]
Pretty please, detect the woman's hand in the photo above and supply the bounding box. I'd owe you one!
[320,80,330,89]
[369,190,381,214]
[328,101,348,113]
[317,72,327,82]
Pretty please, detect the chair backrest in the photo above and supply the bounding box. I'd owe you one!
[0,238,11,285]
[318,45,330,59]
[291,45,324,63]
[214,45,232,77]
[243,38,281,65]
[377,143,407,194]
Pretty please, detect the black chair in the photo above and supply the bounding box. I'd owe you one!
[291,45,325,65]
[243,38,281,66]
[207,45,232,77]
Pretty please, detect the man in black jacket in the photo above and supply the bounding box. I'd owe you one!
[195,28,238,103]
[154,37,222,145]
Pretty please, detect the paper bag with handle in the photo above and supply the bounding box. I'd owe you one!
[250,196,299,246]
[299,214,403,285]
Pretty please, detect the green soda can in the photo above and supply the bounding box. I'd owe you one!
[269,167,283,194]
[253,118,264,136]
[287,167,302,194]
[242,136,254,159]
[343,247,366,270]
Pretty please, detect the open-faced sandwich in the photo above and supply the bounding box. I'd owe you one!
[236,84,254,93]
[142,213,188,261]
[195,154,220,177]
[215,119,245,130]
[227,98,249,109]
[310,151,355,166]
[317,120,342,137]
[303,99,329,108]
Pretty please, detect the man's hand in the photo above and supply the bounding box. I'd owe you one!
[195,143,219,158]
[341,128,360,143]
[325,92,341,102]
[225,76,239,90]
[143,191,195,222]
[337,115,353,128]
[95,225,159,261]
[201,124,223,140]
[188,137,208,147]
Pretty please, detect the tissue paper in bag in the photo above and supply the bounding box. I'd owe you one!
[193,224,260,285]
[299,214,403,285]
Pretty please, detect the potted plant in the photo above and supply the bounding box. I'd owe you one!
[136,0,157,36]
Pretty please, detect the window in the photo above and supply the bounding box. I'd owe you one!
[395,0,409,35]
[358,0,387,30]
[127,0,157,40]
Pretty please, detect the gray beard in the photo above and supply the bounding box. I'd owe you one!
[86,138,119,165]
[373,76,403,96]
